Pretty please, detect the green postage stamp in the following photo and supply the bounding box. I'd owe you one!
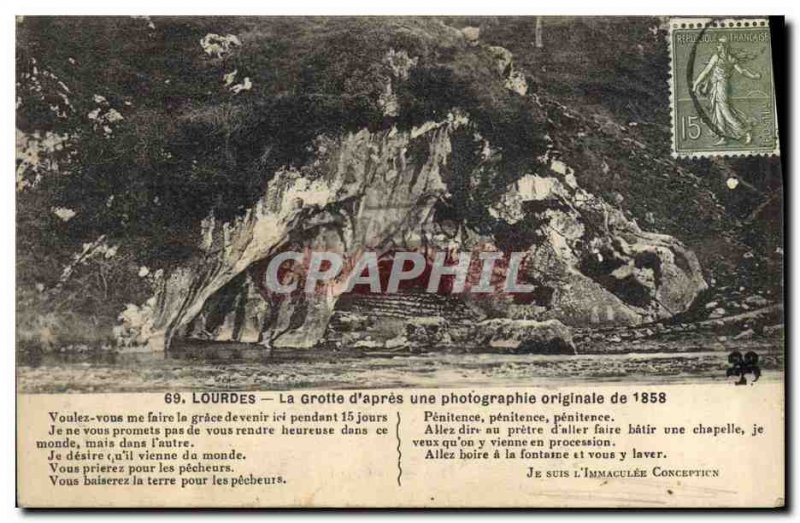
[669,18,779,157]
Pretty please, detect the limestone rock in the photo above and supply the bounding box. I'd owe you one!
[461,27,480,45]
[486,46,528,95]
[476,318,575,354]
[487,165,706,327]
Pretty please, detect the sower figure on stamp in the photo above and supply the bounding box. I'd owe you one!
[692,36,762,146]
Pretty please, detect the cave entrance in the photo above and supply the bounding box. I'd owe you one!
[325,250,484,348]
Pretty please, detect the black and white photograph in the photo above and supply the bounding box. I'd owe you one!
[15,16,784,392]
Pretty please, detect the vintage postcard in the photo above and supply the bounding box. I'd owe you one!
[15,16,785,508]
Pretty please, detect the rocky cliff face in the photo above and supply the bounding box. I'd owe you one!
[119,113,705,352]
[119,114,465,350]
[18,18,714,355]
[489,164,707,327]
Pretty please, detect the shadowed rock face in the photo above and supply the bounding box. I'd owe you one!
[16,17,778,360]
[125,114,706,352]
[132,116,463,350]
[487,168,708,328]
[103,32,705,353]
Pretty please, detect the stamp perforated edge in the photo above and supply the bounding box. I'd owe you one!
[667,17,780,159]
